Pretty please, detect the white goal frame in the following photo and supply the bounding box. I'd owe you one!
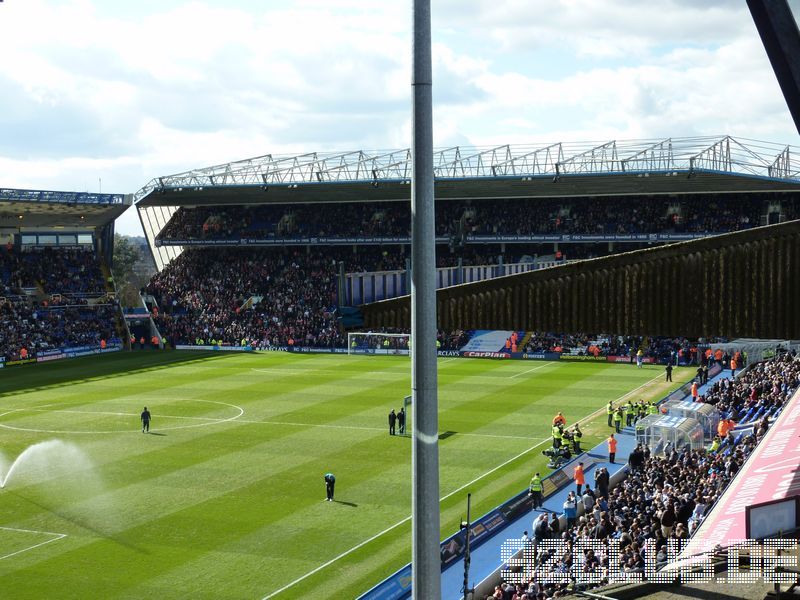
[347,332,410,355]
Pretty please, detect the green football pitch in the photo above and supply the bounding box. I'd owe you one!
[0,351,692,599]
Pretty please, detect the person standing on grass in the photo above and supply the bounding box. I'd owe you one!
[613,407,623,433]
[398,407,406,435]
[141,407,151,433]
[388,409,397,435]
[324,472,336,501]
[665,363,673,382]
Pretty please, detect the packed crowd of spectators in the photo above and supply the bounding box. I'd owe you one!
[1,247,105,295]
[697,351,799,423]
[522,334,705,364]
[0,246,119,362]
[0,299,119,362]
[148,248,344,349]
[501,352,799,600]
[156,193,787,245]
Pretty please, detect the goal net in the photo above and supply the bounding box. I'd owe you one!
[347,332,410,355]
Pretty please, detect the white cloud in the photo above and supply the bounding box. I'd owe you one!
[0,0,797,237]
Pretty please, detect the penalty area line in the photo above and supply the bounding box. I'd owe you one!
[509,362,555,379]
[0,526,67,561]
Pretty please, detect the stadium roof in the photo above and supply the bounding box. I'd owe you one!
[0,187,132,228]
[135,135,800,207]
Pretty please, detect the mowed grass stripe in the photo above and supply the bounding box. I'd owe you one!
[0,352,691,600]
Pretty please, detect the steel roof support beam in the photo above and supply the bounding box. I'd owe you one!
[690,136,732,173]
[489,143,564,176]
[556,140,618,174]
[748,0,800,135]
[620,138,673,172]
[769,146,792,178]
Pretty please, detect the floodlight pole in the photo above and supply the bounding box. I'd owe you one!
[410,0,440,599]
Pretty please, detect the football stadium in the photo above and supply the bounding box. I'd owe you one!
[4,2,800,600]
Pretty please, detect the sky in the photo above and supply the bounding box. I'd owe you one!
[1,0,799,236]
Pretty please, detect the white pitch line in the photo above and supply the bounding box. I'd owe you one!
[260,437,547,600]
[236,418,534,441]
[260,369,668,599]
[21,408,224,422]
[509,362,553,379]
[251,368,407,376]
[0,400,245,434]
[0,527,67,561]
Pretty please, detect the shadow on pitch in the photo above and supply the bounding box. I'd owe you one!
[333,500,358,507]
[147,432,167,436]
[0,350,239,397]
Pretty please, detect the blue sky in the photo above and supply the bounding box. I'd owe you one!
[0,0,799,236]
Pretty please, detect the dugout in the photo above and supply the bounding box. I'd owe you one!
[636,415,705,455]
[662,400,720,442]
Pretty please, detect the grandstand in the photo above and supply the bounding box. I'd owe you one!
[0,187,131,364]
[132,136,800,348]
[125,136,800,599]
[135,136,800,269]
[3,138,800,600]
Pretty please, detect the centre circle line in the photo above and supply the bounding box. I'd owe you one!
[0,400,245,435]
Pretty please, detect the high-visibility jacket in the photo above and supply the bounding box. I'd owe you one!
[574,466,585,485]
[552,426,562,441]
[608,437,618,453]
[625,403,634,417]
[606,403,614,415]
[710,439,721,453]
[647,403,659,414]
[613,410,622,422]
[529,475,543,492]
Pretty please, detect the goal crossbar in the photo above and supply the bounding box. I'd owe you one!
[347,332,410,355]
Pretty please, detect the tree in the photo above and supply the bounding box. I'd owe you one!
[112,234,143,307]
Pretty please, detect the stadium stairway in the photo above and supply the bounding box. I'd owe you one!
[516,331,533,350]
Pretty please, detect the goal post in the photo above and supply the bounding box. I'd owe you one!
[347,332,410,356]
[402,394,412,436]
